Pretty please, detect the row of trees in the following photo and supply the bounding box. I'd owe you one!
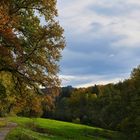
[51,66,140,140]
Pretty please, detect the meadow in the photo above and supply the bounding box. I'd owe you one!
[4,117,126,140]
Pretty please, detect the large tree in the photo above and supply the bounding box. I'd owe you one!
[0,0,65,92]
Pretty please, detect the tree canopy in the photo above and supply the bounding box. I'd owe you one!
[0,0,65,92]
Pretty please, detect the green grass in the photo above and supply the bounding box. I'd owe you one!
[5,117,126,140]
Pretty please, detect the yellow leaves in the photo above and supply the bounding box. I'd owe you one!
[31,96,42,113]
[42,0,47,5]
[91,94,97,98]
[0,0,65,95]
[0,72,16,100]
[0,72,14,89]
[0,72,17,115]
[0,0,64,115]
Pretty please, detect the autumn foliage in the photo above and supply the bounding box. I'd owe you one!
[0,0,65,116]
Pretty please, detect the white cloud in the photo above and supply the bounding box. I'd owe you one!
[77,78,122,88]
[57,0,140,87]
[126,0,140,5]
[59,73,129,87]
[58,0,140,47]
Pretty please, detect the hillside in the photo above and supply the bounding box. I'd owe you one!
[4,117,125,140]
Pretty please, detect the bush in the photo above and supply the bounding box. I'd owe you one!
[72,118,80,124]
[6,130,38,140]
[119,117,140,140]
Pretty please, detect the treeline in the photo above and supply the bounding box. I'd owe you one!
[0,66,139,139]
[50,66,140,140]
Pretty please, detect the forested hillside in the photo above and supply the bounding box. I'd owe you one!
[49,66,140,140]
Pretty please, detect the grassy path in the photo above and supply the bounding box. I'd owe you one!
[0,119,17,140]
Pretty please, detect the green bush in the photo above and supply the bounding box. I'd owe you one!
[72,118,80,124]
[6,128,38,140]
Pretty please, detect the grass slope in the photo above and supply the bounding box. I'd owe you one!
[5,117,125,140]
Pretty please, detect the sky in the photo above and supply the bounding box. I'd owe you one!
[57,0,140,87]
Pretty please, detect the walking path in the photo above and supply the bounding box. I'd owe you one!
[0,121,17,140]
